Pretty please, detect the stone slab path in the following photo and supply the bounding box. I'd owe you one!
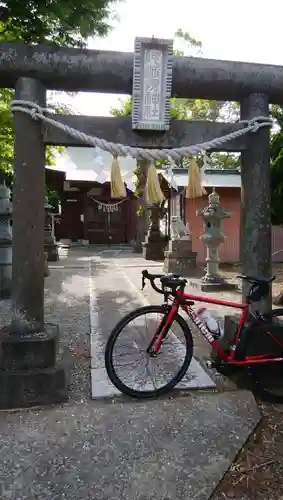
[89,248,216,399]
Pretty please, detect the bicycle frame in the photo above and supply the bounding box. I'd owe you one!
[151,288,283,366]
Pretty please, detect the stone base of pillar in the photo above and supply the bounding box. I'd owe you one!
[164,240,197,276]
[44,242,59,262]
[142,236,166,261]
[0,323,68,409]
[201,274,237,292]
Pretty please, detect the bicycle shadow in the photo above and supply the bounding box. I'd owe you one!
[92,287,216,397]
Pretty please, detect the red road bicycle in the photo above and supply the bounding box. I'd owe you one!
[105,270,283,401]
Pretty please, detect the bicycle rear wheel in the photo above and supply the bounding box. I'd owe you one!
[105,305,193,399]
[251,308,283,403]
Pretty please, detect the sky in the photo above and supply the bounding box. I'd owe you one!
[54,0,283,117]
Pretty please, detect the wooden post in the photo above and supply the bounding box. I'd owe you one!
[13,77,46,330]
[240,93,272,312]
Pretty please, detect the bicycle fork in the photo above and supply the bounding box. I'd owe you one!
[146,305,178,356]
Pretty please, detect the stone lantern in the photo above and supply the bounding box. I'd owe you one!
[196,188,236,291]
[0,181,12,298]
[44,197,59,262]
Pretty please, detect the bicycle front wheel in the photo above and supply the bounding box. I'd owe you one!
[105,305,193,399]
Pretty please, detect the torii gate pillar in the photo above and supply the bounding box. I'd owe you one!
[240,93,272,312]
[0,77,68,409]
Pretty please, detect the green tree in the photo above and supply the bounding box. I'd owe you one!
[111,29,240,171]
[170,30,240,169]
[0,89,14,182]
[0,0,119,47]
[270,105,283,225]
[0,87,68,185]
[0,0,120,184]
[270,106,283,304]
[110,29,241,251]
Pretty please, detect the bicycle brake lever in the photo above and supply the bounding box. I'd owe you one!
[141,275,146,290]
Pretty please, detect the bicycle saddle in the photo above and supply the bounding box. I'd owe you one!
[161,274,187,288]
[237,274,276,284]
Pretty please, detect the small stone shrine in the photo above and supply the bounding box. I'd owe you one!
[0,181,12,298]
[197,188,236,291]
[164,216,197,276]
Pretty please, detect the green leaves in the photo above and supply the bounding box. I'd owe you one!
[0,0,119,47]
[0,89,15,181]
[110,97,132,117]
[270,106,283,224]
[0,0,118,181]
[0,86,66,181]
[110,30,240,172]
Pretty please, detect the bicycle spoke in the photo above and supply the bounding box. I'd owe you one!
[111,309,189,392]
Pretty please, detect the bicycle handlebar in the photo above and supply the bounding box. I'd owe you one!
[141,269,185,296]
[141,269,164,294]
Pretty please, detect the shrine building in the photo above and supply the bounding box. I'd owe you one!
[45,148,283,262]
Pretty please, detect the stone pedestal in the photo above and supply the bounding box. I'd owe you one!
[44,251,50,277]
[0,242,12,298]
[0,322,68,409]
[142,205,166,261]
[45,199,59,262]
[44,233,59,262]
[201,275,237,292]
[142,235,167,261]
[164,240,197,276]
[0,182,12,299]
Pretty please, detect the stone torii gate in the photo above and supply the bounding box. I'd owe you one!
[0,39,279,407]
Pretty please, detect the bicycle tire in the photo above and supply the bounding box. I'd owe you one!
[104,305,193,399]
[250,308,283,403]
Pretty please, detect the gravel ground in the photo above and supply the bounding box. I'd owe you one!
[1,252,283,499]
[0,251,261,500]
[210,264,283,499]
[43,266,91,403]
[0,265,92,405]
[124,258,283,499]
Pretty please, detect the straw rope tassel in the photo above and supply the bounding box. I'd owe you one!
[110,156,127,198]
[185,157,207,199]
[145,163,165,205]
